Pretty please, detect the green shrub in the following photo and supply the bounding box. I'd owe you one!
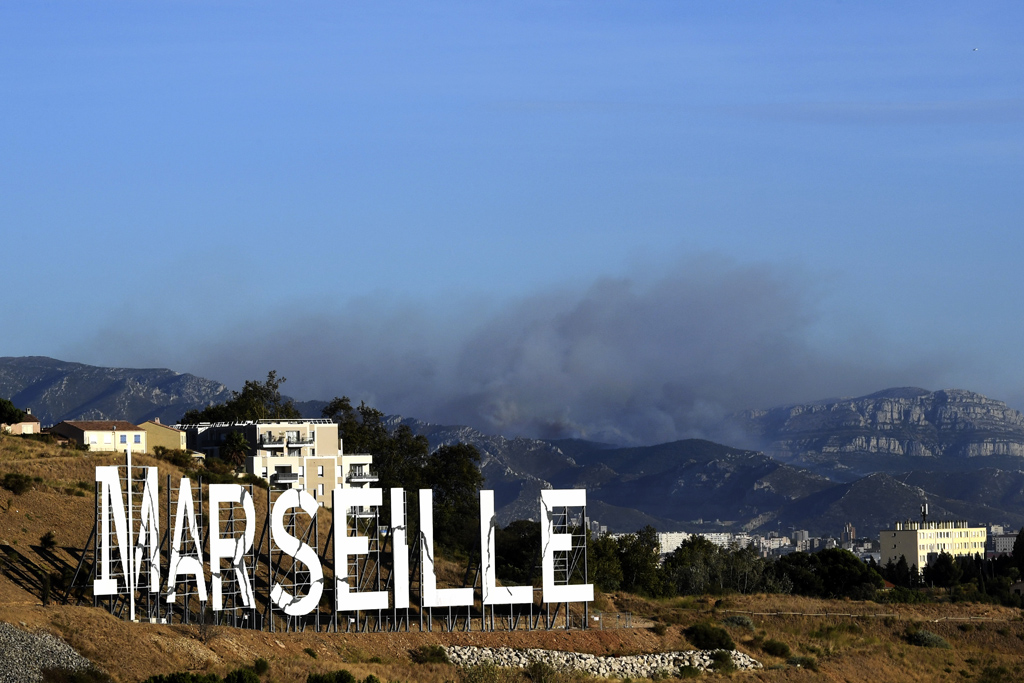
[651,622,668,636]
[786,656,819,671]
[2,472,32,495]
[722,614,754,629]
[676,666,702,679]
[410,644,449,664]
[304,647,318,659]
[307,672,356,683]
[41,531,57,550]
[141,673,221,683]
[906,629,951,649]
[710,650,735,672]
[684,622,735,651]
[524,661,559,682]
[761,639,791,658]
[224,670,259,683]
[253,658,269,675]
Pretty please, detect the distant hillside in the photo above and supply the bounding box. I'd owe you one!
[0,356,232,425]
[8,357,1024,536]
[739,387,1024,479]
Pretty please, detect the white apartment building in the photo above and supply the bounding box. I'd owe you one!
[879,519,987,572]
[178,419,377,507]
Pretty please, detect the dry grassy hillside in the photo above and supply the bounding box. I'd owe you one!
[2,433,1024,683]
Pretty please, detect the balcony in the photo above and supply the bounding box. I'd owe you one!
[346,468,379,484]
[270,472,299,484]
[259,434,314,448]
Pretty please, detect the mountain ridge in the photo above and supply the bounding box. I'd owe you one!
[6,357,1024,536]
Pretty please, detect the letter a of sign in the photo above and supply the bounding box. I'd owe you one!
[166,478,208,603]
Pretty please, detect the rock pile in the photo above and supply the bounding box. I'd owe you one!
[444,645,762,678]
[0,622,93,683]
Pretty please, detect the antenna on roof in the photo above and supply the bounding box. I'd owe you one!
[921,503,929,523]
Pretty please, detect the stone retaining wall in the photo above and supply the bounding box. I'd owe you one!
[444,645,762,678]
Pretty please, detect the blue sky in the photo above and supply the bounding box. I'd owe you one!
[2,3,1023,443]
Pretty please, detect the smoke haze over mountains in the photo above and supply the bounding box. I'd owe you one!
[68,257,956,446]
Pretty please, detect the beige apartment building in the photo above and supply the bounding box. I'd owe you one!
[879,519,987,572]
[140,419,188,452]
[49,420,147,453]
[177,418,377,507]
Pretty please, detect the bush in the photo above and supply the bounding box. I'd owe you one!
[761,639,791,658]
[141,673,221,683]
[2,472,32,495]
[906,629,951,649]
[710,650,735,672]
[224,670,259,683]
[677,666,702,679]
[307,672,356,683]
[722,614,754,629]
[787,656,819,671]
[651,622,668,636]
[410,644,449,664]
[525,662,559,682]
[684,622,735,651]
[41,531,57,550]
[253,658,269,675]
[304,647,318,659]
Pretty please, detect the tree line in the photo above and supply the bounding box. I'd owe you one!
[179,373,484,555]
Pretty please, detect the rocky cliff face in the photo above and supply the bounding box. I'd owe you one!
[740,388,1024,476]
[0,356,232,425]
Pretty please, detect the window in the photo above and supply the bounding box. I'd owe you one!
[318,484,324,497]
[317,466,324,477]
[90,435,98,445]
[120,435,127,444]
[134,435,141,444]
[262,468,268,477]
[299,467,305,476]
[336,466,342,478]
[104,434,112,444]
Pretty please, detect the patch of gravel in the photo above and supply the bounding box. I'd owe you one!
[0,622,93,683]
[445,645,762,678]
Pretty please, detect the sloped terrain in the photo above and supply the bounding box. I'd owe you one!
[0,356,232,426]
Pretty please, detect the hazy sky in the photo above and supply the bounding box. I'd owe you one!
[3,3,1022,444]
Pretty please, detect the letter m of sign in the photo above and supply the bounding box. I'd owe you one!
[94,466,160,596]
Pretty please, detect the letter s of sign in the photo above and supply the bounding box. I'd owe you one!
[270,488,324,616]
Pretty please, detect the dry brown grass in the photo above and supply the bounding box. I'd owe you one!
[4,433,1024,682]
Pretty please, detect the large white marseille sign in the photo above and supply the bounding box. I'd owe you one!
[94,466,593,618]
